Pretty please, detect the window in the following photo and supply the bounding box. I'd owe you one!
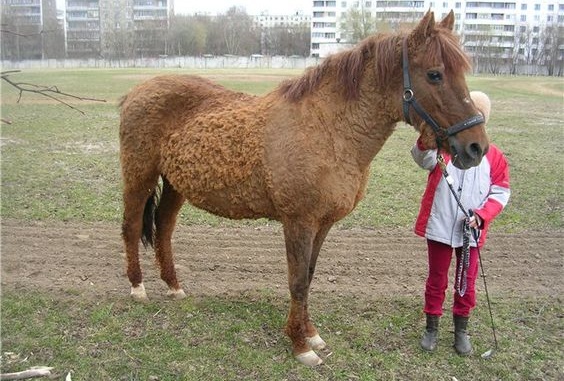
[548,4,554,11]
[521,4,526,10]
[534,4,540,11]
[520,15,526,22]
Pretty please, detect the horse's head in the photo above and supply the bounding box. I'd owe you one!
[403,10,489,169]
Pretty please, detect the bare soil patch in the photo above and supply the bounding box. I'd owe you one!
[2,219,562,302]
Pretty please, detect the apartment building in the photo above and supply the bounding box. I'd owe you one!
[65,0,173,58]
[253,11,311,28]
[66,0,102,57]
[1,0,61,59]
[310,0,564,72]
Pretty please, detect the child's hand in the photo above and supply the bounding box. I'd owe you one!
[468,214,482,229]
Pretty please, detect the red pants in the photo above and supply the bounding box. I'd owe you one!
[424,239,479,317]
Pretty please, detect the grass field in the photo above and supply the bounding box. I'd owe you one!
[1,69,563,380]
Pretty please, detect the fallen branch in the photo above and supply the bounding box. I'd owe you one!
[1,70,106,114]
[0,366,53,380]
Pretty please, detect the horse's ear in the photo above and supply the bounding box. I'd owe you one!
[439,10,455,31]
[410,10,436,44]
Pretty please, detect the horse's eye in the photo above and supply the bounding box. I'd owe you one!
[427,71,443,83]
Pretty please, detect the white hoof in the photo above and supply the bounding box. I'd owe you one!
[307,334,327,350]
[130,284,148,301]
[167,288,187,300]
[295,350,323,367]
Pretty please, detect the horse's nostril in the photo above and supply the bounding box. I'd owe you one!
[467,143,483,160]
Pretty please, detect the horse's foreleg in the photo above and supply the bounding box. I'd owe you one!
[303,222,333,351]
[154,178,186,299]
[283,222,322,366]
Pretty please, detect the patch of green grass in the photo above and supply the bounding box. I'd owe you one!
[2,70,562,231]
[2,290,562,380]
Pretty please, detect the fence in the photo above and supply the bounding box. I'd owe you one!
[0,55,322,71]
[1,55,559,76]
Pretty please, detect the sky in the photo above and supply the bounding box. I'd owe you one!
[173,0,312,15]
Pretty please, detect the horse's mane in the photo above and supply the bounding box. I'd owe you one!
[279,26,471,102]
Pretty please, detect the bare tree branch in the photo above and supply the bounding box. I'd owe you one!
[1,70,106,115]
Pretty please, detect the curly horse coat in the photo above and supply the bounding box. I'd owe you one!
[119,11,489,366]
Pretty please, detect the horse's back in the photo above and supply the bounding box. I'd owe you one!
[120,75,247,135]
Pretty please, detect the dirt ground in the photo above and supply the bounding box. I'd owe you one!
[1,219,563,301]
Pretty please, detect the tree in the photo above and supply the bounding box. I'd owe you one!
[134,19,169,57]
[168,15,207,56]
[213,7,260,56]
[102,27,134,61]
[538,23,563,76]
[260,24,310,56]
[339,5,376,43]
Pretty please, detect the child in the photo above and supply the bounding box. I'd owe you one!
[411,91,511,355]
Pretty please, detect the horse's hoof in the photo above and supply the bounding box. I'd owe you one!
[130,284,148,301]
[295,350,323,367]
[306,334,327,350]
[167,288,187,300]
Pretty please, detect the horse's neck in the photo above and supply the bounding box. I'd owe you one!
[323,61,402,169]
[325,95,399,170]
[343,113,397,169]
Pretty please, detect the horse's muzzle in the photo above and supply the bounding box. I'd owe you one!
[449,137,489,169]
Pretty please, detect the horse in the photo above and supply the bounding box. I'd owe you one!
[119,10,489,366]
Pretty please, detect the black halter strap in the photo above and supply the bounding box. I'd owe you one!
[401,38,484,145]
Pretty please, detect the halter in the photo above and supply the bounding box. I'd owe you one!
[401,38,484,148]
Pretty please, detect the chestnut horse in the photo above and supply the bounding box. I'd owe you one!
[119,11,489,366]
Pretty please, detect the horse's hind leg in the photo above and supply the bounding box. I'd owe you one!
[122,177,158,301]
[154,177,186,299]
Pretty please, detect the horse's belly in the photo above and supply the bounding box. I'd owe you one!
[186,187,276,220]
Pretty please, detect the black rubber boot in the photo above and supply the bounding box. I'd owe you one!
[453,315,473,356]
[420,314,440,351]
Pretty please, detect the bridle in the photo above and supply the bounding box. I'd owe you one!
[401,38,484,149]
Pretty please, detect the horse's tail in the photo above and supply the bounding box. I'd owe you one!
[141,179,162,248]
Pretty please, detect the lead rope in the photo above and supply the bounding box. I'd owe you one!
[436,154,473,297]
